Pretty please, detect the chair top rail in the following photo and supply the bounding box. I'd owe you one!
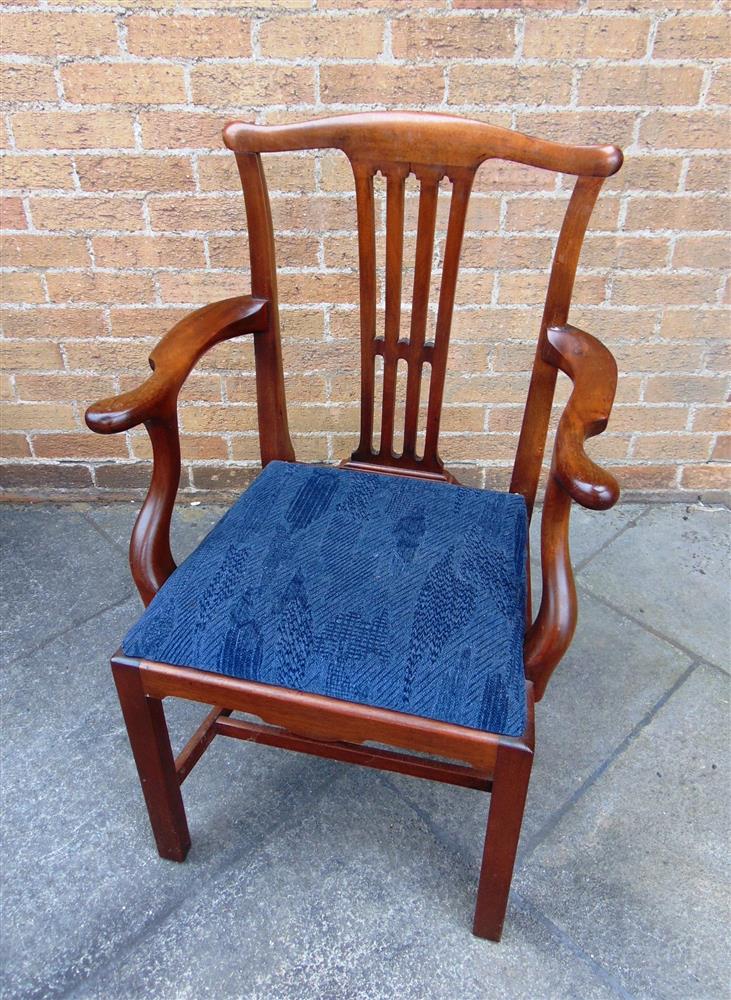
[223,111,623,177]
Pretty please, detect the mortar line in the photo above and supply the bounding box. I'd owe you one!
[573,504,653,574]
[80,505,133,558]
[57,764,346,1000]
[6,590,136,667]
[513,891,638,1000]
[576,583,729,677]
[519,659,700,863]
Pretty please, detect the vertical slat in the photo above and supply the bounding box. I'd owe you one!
[352,162,378,457]
[234,152,295,466]
[379,166,407,457]
[510,175,604,515]
[403,170,439,460]
[423,171,474,465]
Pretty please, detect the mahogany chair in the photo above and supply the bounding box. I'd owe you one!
[86,112,622,942]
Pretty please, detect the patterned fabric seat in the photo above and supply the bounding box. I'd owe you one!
[123,462,529,737]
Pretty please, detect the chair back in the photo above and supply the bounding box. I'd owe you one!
[224,112,622,506]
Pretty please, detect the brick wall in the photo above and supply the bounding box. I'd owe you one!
[1,0,729,502]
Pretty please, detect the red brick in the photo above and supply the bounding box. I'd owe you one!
[260,15,383,58]
[632,434,711,462]
[612,274,719,308]
[30,195,145,232]
[0,156,75,191]
[62,63,186,105]
[640,112,731,151]
[523,16,650,59]
[12,112,135,151]
[653,15,729,60]
[75,155,195,193]
[92,235,205,269]
[450,64,572,106]
[15,374,115,402]
[1,63,58,103]
[148,195,242,232]
[392,16,515,59]
[320,65,444,105]
[127,15,251,57]
[45,272,155,305]
[625,195,727,233]
[190,65,315,108]
[0,12,119,56]
[2,308,105,340]
[109,308,189,339]
[0,434,31,458]
[2,197,27,230]
[2,235,89,268]
[673,236,731,270]
[0,463,93,491]
[685,156,730,192]
[32,432,128,459]
[140,113,226,150]
[2,273,46,304]
[0,401,76,431]
[577,65,703,107]
[659,310,730,340]
[680,465,731,492]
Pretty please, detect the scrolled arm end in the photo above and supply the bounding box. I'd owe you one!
[85,375,167,435]
[544,324,620,511]
[553,430,620,511]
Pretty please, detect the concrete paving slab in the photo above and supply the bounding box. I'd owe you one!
[0,506,132,665]
[70,768,620,1000]
[0,602,341,1000]
[516,664,731,1000]
[580,505,731,670]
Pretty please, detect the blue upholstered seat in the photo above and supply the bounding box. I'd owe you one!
[123,462,529,737]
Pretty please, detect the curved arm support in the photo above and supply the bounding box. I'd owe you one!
[523,476,575,701]
[543,324,619,511]
[85,295,268,605]
[130,416,180,606]
[524,324,620,699]
[85,296,268,434]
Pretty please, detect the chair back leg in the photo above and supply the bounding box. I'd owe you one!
[472,739,533,941]
[112,659,191,862]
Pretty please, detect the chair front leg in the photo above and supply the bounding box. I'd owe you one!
[112,658,190,862]
[472,738,533,941]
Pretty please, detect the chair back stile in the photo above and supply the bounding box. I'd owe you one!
[510,174,605,517]
[233,151,295,467]
[224,112,621,503]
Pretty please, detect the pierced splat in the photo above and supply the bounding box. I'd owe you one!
[346,160,475,482]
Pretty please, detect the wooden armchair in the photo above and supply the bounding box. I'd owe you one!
[86,112,621,942]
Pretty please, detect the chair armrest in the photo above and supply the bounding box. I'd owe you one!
[84,294,267,607]
[524,325,619,699]
[542,324,619,511]
[85,295,268,434]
